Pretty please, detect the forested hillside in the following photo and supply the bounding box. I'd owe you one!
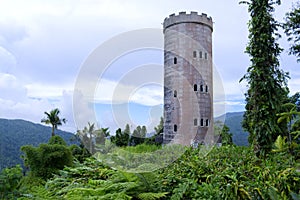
[0,119,78,171]
[0,113,247,171]
[217,112,249,146]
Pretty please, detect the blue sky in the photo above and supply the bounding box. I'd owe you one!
[0,0,298,133]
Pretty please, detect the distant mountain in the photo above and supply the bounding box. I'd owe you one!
[215,112,249,146]
[0,119,78,171]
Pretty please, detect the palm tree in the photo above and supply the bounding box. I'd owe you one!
[41,108,66,137]
[277,103,300,152]
[95,127,110,145]
[77,122,96,154]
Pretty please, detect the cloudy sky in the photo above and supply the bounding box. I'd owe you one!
[0,0,298,133]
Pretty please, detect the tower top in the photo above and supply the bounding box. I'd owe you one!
[163,11,213,32]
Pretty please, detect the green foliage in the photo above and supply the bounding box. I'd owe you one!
[0,165,23,199]
[289,92,300,112]
[284,2,300,62]
[41,108,66,137]
[123,143,162,153]
[273,135,288,152]
[21,136,73,180]
[69,144,91,163]
[48,135,67,146]
[18,186,57,200]
[95,127,110,145]
[0,118,77,171]
[154,117,164,136]
[18,175,45,191]
[146,117,164,145]
[76,122,110,154]
[76,122,96,154]
[221,125,233,146]
[214,121,233,146]
[14,144,300,199]
[158,145,300,199]
[138,192,168,200]
[240,0,289,156]
[276,102,300,157]
[95,144,184,172]
[111,128,130,147]
[130,126,147,146]
[20,158,167,199]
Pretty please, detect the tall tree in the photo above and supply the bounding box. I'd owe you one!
[41,108,66,137]
[284,2,300,62]
[95,127,110,145]
[124,124,131,136]
[130,126,146,146]
[110,128,130,147]
[154,117,164,135]
[240,0,289,156]
[76,122,96,154]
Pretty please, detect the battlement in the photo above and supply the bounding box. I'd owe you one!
[163,11,213,31]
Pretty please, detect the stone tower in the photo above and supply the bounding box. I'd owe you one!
[163,11,214,146]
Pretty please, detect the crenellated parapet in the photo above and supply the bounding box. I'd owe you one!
[163,11,213,32]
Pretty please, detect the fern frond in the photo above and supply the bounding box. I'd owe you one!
[97,192,132,200]
[272,135,288,152]
[138,192,168,200]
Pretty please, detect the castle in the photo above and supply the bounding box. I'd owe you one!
[163,12,214,146]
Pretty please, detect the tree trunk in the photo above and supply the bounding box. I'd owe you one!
[52,126,55,137]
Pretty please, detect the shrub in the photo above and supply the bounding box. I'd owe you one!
[21,136,73,180]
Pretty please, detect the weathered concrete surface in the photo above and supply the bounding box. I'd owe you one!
[163,12,214,146]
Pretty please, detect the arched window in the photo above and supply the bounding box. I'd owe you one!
[194,118,198,126]
[193,51,197,58]
[174,57,177,64]
[205,53,208,60]
[199,51,203,59]
[206,119,210,127]
[200,85,204,92]
[174,90,177,97]
[174,124,177,132]
[200,119,204,127]
[205,85,208,93]
[194,84,197,91]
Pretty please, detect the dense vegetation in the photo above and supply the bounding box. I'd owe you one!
[0,112,249,173]
[2,144,299,199]
[21,136,74,180]
[240,0,290,156]
[0,119,78,171]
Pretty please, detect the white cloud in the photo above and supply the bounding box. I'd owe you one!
[0,1,72,21]
[0,95,51,123]
[25,83,73,98]
[0,47,17,73]
[130,85,163,106]
[94,79,163,106]
[72,89,96,130]
[0,73,27,101]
